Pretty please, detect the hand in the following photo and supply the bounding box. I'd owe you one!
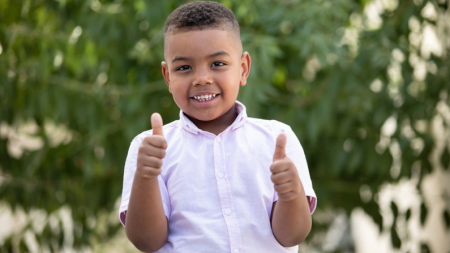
[270,133,302,202]
[136,113,167,180]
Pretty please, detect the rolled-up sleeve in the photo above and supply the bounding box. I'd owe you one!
[271,123,317,214]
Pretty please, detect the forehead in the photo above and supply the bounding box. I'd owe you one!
[164,29,241,61]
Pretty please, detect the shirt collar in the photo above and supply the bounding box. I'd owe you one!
[179,101,247,135]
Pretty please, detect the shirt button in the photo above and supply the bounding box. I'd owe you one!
[233,249,239,253]
[216,137,222,142]
[224,209,231,215]
[217,172,224,178]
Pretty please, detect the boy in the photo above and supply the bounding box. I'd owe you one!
[119,2,317,252]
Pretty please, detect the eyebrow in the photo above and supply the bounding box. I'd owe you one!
[171,51,230,64]
[171,56,193,64]
[207,51,230,58]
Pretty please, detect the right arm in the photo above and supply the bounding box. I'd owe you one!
[125,113,169,252]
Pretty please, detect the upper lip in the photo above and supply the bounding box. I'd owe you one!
[189,91,220,98]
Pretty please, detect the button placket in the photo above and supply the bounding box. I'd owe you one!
[213,134,242,252]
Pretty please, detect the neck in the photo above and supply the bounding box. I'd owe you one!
[186,104,238,136]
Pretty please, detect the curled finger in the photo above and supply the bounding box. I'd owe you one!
[140,144,166,159]
[144,135,167,149]
[271,170,293,185]
[141,156,163,168]
[274,181,294,194]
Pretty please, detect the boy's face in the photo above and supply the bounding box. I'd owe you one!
[162,29,251,121]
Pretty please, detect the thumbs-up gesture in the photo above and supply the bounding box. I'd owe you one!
[271,133,302,202]
[136,113,167,180]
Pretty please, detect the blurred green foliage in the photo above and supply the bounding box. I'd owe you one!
[0,0,449,251]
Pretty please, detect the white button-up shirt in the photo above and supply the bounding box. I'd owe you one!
[119,101,317,252]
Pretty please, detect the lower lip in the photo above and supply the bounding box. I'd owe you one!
[191,95,220,107]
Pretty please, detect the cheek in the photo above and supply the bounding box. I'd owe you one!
[217,72,239,92]
[169,83,188,104]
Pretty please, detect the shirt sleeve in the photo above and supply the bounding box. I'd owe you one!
[271,122,317,214]
[118,133,171,226]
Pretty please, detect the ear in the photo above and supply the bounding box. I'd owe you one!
[161,61,172,93]
[239,52,251,86]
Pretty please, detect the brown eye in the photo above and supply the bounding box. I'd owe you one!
[212,62,225,67]
[177,65,191,71]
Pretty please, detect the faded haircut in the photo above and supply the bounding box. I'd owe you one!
[164,1,241,55]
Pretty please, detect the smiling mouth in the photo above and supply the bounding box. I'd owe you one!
[190,94,220,102]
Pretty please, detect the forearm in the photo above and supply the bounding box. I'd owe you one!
[271,191,311,247]
[125,174,168,252]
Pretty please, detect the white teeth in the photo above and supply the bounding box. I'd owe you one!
[193,94,217,101]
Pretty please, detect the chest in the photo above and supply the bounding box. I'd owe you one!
[161,130,276,213]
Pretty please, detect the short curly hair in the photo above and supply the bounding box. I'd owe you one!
[164,1,241,49]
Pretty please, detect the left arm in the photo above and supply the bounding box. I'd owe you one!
[270,189,312,246]
[270,133,312,247]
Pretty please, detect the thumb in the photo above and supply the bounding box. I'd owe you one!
[151,113,164,136]
[273,133,287,162]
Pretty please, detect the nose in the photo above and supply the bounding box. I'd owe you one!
[192,67,213,86]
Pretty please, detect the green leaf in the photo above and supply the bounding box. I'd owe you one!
[441,145,450,169]
[420,203,428,226]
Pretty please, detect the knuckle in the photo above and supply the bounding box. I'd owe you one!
[271,161,281,171]
[143,136,155,146]
[147,136,159,145]
[153,158,163,168]
[280,160,289,168]
[274,184,283,192]
[276,172,287,181]
[150,147,164,159]
[289,168,297,177]
[138,143,148,153]
[274,184,280,192]
[288,169,295,176]
[153,136,167,148]
[271,174,277,183]
[270,164,276,173]
[149,167,161,176]
[142,136,151,143]
[137,158,143,167]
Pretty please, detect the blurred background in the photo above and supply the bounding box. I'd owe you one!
[0,0,449,252]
